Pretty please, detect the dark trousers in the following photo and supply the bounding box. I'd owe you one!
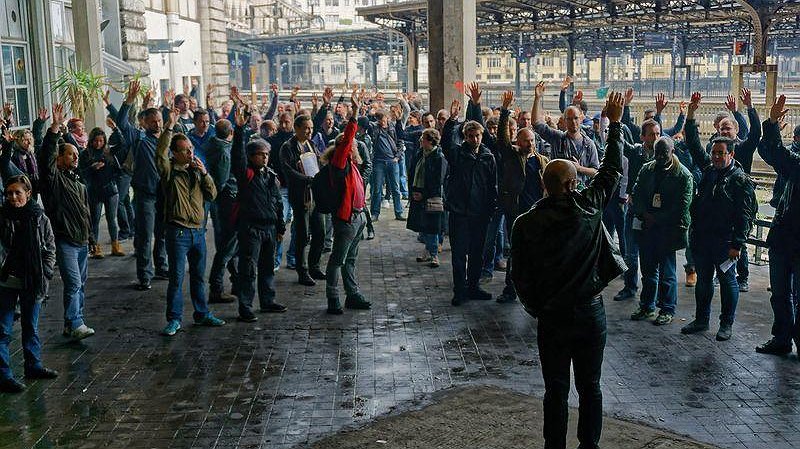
[502,210,519,297]
[622,206,639,292]
[693,245,739,325]
[134,190,168,283]
[602,198,626,256]
[237,225,277,316]
[736,245,749,283]
[768,248,800,346]
[449,213,489,295]
[538,297,607,449]
[292,203,324,274]
[209,199,239,295]
[116,174,134,240]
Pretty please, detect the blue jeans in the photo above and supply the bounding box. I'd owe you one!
[767,248,800,345]
[134,190,168,283]
[209,199,239,295]
[326,212,367,299]
[165,225,210,323]
[237,225,278,315]
[89,193,119,242]
[422,233,440,256]
[398,153,408,196]
[370,160,403,218]
[275,188,296,268]
[55,239,88,329]
[0,289,42,380]
[693,245,739,325]
[637,234,677,314]
[622,206,639,292]
[481,210,505,276]
[602,198,626,256]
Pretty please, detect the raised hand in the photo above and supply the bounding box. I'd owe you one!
[501,91,514,110]
[50,103,65,132]
[37,107,49,122]
[126,80,141,104]
[687,92,701,119]
[290,85,300,100]
[655,92,668,114]
[725,94,736,112]
[166,107,179,129]
[106,117,117,130]
[624,88,634,106]
[163,88,175,107]
[679,101,687,115]
[322,86,334,105]
[740,87,752,108]
[605,91,624,123]
[534,81,545,98]
[233,102,247,127]
[572,90,583,105]
[270,83,278,95]
[1,128,12,143]
[311,93,319,109]
[560,75,573,92]
[350,87,361,117]
[102,89,111,106]
[769,94,788,123]
[467,81,482,104]
[449,99,461,119]
[142,85,154,109]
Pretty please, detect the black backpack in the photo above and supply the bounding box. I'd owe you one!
[312,162,349,214]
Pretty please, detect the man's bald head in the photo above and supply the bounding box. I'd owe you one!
[543,159,578,197]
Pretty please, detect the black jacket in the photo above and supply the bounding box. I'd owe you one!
[511,122,626,319]
[0,203,55,301]
[232,126,285,233]
[497,108,549,217]
[406,147,448,235]
[279,136,317,209]
[441,118,498,218]
[685,118,756,253]
[759,119,800,254]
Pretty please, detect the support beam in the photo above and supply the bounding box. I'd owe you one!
[72,0,105,127]
[198,2,229,105]
[514,33,522,99]
[735,0,777,65]
[370,53,379,87]
[565,33,576,98]
[404,34,419,92]
[600,48,608,86]
[427,0,477,112]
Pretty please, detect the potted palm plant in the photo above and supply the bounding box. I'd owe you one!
[49,63,108,120]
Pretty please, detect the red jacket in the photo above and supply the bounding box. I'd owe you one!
[331,118,365,222]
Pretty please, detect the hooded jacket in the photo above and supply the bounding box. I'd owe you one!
[441,118,498,218]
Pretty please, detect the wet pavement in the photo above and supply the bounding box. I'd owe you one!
[1,217,799,449]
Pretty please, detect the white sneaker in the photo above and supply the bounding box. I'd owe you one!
[69,324,95,341]
[381,199,390,209]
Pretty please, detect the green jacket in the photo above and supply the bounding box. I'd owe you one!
[631,155,693,252]
[156,130,217,229]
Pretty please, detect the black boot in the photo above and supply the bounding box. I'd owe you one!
[298,270,316,286]
[327,297,343,314]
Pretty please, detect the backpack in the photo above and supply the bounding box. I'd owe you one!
[312,162,349,214]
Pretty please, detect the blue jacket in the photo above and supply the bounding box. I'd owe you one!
[117,102,161,196]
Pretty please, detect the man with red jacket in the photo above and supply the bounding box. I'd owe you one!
[324,90,371,314]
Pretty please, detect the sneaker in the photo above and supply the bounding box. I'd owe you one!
[260,303,288,313]
[416,253,432,263]
[209,291,237,304]
[653,312,674,326]
[322,247,332,254]
[494,260,507,272]
[451,294,468,306]
[685,271,697,287]
[613,289,636,301]
[25,367,59,380]
[136,280,152,291]
[0,377,26,393]
[366,229,375,240]
[196,315,226,327]
[327,298,343,315]
[161,320,181,336]
[381,200,390,209]
[344,294,371,310]
[309,268,327,280]
[429,256,440,268]
[716,324,733,341]
[469,287,493,301]
[237,314,258,323]
[755,338,792,355]
[630,308,657,321]
[496,292,517,303]
[69,324,95,341]
[479,273,493,285]
[681,319,709,334]
[738,280,749,293]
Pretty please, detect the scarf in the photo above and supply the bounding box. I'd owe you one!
[413,146,436,190]
[70,131,88,149]
[13,145,39,181]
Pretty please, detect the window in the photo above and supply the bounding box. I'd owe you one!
[542,57,554,67]
[149,0,164,11]
[488,57,501,68]
[653,54,664,65]
[331,64,345,75]
[325,0,339,5]
[476,57,481,67]
[178,0,198,20]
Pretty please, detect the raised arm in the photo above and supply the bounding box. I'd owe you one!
[156,108,176,179]
[684,92,711,170]
[441,99,462,162]
[759,95,800,182]
[558,76,572,113]
[32,108,49,155]
[497,91,515,158]
[40,104,66,178]
[264,83,279,120]
[0,129,22,179]
[582,92,624,210]
[117,80,141,146]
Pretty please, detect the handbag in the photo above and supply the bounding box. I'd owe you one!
[425,196,444,213]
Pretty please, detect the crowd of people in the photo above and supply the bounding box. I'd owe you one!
[0,76,797,409]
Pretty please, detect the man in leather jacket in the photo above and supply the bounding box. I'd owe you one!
[511,92,627,449]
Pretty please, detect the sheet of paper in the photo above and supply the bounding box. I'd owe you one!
[300,152,319,177]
